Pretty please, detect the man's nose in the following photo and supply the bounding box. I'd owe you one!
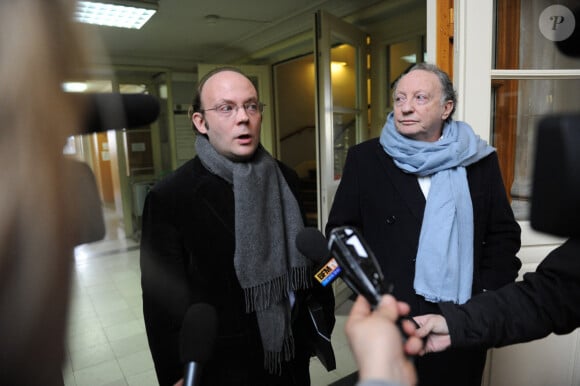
[234,105,250,121]
[400,100,414,112]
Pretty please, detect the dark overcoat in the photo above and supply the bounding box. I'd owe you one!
[141,157,335,386]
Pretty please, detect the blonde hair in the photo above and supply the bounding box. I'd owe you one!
[0,0,90,382]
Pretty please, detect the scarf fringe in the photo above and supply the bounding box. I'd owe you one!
[243,266,313,312]
[290,265,312,290]
[243,274,287,313]
[264,334,295,375]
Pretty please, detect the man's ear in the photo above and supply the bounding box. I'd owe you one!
[192,112,208,134]
[442,100,454,120]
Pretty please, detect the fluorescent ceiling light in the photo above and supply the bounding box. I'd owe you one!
[75,0,158,29]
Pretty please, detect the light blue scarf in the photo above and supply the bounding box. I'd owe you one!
[379,112,494,304]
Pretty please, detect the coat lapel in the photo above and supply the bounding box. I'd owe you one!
[373,143,426,222]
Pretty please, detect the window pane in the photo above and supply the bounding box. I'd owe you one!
[494,0,580,70]
[331,43,356,110]
[492,79,580,219]
[330,42,358,180]
[386,38,424,108]
[333,112,357,179]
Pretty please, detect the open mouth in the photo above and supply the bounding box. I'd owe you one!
[236,134,253,144]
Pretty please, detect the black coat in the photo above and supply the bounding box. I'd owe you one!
[326,138,522,386]
[140,157,335,386]
[441,238,580,348]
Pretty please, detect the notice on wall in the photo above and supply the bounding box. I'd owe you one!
[131,142,146,152]
[175,115,196,167]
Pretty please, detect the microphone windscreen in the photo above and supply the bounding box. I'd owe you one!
[80,93,160,133]
[179,303,218,364]
[296,227,330,263]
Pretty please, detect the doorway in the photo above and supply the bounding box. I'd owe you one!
[273,4,426,230]
[67,69,169,240]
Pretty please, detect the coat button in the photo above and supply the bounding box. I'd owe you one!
[386,215,396,224]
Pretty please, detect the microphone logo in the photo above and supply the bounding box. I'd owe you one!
[315,257,341,286]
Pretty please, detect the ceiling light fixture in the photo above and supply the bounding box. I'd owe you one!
[75,0,158,29]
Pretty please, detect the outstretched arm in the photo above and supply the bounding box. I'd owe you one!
[414,239,580,351]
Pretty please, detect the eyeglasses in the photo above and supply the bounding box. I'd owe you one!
[200,102,265,117]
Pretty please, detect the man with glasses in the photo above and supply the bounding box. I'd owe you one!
[140,67,335,386]
[325,63,521,386]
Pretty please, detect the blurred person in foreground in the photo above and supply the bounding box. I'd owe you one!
[140,67,335,386]
[345,294,423,386]
[348,242,580,386]
[0,0,93,384]
[345,237,580,385]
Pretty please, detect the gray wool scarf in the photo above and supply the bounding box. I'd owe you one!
[195,135,312,374]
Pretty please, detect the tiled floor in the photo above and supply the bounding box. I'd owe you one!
[62,207,357,386]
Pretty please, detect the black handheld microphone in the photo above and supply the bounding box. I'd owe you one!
[328,226,388,307]
[77,93,161,133]
[296,226,387,307]
[180,303,218,386]
[296,226,421,336]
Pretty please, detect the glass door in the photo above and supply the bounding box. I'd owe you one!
[314,10,368,231]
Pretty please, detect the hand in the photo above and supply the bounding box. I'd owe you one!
[173,379,183,386]
[345,294,421,386]
[412,314,452,354]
